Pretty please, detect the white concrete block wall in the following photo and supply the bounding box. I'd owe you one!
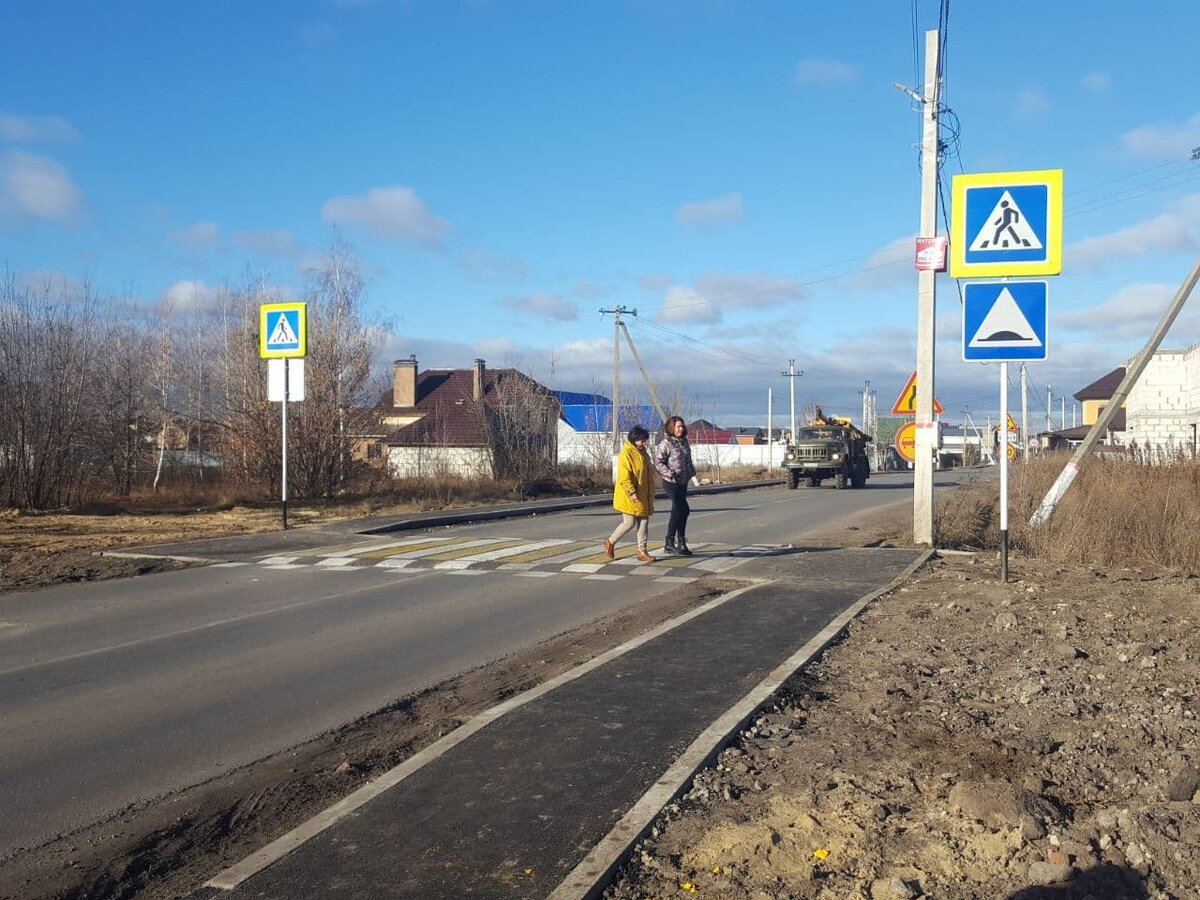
[1126,344,1200,454]
[388,446,493,479]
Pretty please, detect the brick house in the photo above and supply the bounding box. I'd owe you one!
[376,357,560,479]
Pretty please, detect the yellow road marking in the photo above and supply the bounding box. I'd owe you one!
[355,538,462,559]
[422,539,530,561]
[500,541,594,563]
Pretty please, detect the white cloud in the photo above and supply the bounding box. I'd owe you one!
[0,151,84,224]
[162,280,222,313]
[460,248,528,282]
[674,192,744,230]
[230,228,298,256]
[0,113,79,143]
[1056,282,1178,339]
[15,268,85,300]
[321,185,452,246]
[657,284,719,325]
[693,273,803,310]
[792,59,858,85]
[1121,113,1200,159]
[1066,194,1200,270]
[1080,71,1112,92]
[502,292,579,322]
[572,278,612,299]
[1014,87,1050,118]
[849,235,917,291]
[168,221,221,251]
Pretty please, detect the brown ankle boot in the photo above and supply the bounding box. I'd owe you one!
[603,538,615,559]
[636,549,656,563]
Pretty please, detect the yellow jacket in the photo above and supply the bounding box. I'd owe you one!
[613,439,655,517]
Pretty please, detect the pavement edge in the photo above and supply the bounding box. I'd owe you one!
[546,547,936,900]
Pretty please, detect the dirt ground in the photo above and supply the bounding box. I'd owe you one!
[603,553,1200,900]
[3,498,1199,899]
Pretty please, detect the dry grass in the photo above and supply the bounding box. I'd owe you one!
[936,454,1200,570]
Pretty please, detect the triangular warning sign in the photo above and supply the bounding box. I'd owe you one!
[890,370,945,416]
[1007,413,1018,433]
[268,313,298,346]
[968,287,1042,349]
[969,190,1043,252]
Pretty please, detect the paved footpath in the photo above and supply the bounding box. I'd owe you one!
[190,546,926,900]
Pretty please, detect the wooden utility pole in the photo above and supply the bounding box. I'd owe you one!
[913,28,941,546]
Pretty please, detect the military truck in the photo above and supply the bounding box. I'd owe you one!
[782,409,872,489]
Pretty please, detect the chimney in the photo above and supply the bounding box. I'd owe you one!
[473,358,486,401]
[392,355,417,407]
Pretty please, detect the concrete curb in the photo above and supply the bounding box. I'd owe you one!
[546,547,937,900]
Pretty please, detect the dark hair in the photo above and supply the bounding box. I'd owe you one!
[627,425,650,443]
[664,415,687,438]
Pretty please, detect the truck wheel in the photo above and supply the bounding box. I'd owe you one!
[787,470,800,489]
[834,470,847,490]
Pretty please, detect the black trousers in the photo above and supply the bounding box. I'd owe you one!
[663,479,690,542]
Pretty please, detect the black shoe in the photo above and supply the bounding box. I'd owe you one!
[677,539,694,557]
[663,539,680,555]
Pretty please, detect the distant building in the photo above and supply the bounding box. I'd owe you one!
[373,356,559,478]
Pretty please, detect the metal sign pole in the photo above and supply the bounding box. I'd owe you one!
[282,359,289,531]
[999,361,1009,582]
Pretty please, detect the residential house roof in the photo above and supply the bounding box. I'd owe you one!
[1074,367,1125,401]
[382,367,556,447]
[551,391,661,433]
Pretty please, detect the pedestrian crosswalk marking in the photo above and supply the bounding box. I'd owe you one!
[499,541,592,565]
[249,536,782,580]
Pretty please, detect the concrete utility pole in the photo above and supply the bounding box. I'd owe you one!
[1061,396,1066,430]
[767,388,774,470]
[1046,384,1053,435]
[1031,253,1200,525]
[903,28,941,546]
[1020,363,1029,461]
[600,306,634,459]
[781,359,802,444]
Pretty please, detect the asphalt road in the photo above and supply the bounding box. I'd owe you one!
[0,471,957,858]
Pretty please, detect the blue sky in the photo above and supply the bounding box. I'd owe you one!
[3,0,1200,428]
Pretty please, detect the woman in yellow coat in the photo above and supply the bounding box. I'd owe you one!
[603,425,657,563]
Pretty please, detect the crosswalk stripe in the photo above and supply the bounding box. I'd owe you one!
[354,537,463,560]
[495,540,589,564]
[361,538,505,561]
[421,539,532,562]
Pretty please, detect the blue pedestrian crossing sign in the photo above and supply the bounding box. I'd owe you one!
[950,169,1062,277]
[962,281,1048,362]
[259,302,307,359]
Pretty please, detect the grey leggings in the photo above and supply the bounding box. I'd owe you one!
[608,513,649,549]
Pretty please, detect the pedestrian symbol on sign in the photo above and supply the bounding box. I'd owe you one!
[970,192,1043,251]
[268,313,298,348]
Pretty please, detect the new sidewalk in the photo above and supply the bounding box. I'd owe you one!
[190,545,928,900]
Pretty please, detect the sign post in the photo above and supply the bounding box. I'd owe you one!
[260,302,308,530]
[953,168,1061,581]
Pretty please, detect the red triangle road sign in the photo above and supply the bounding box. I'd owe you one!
[890,370,945,416]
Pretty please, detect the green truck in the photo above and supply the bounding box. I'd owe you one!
[782,410,872,490]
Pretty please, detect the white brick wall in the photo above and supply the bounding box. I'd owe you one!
[1126,343,1200,455]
